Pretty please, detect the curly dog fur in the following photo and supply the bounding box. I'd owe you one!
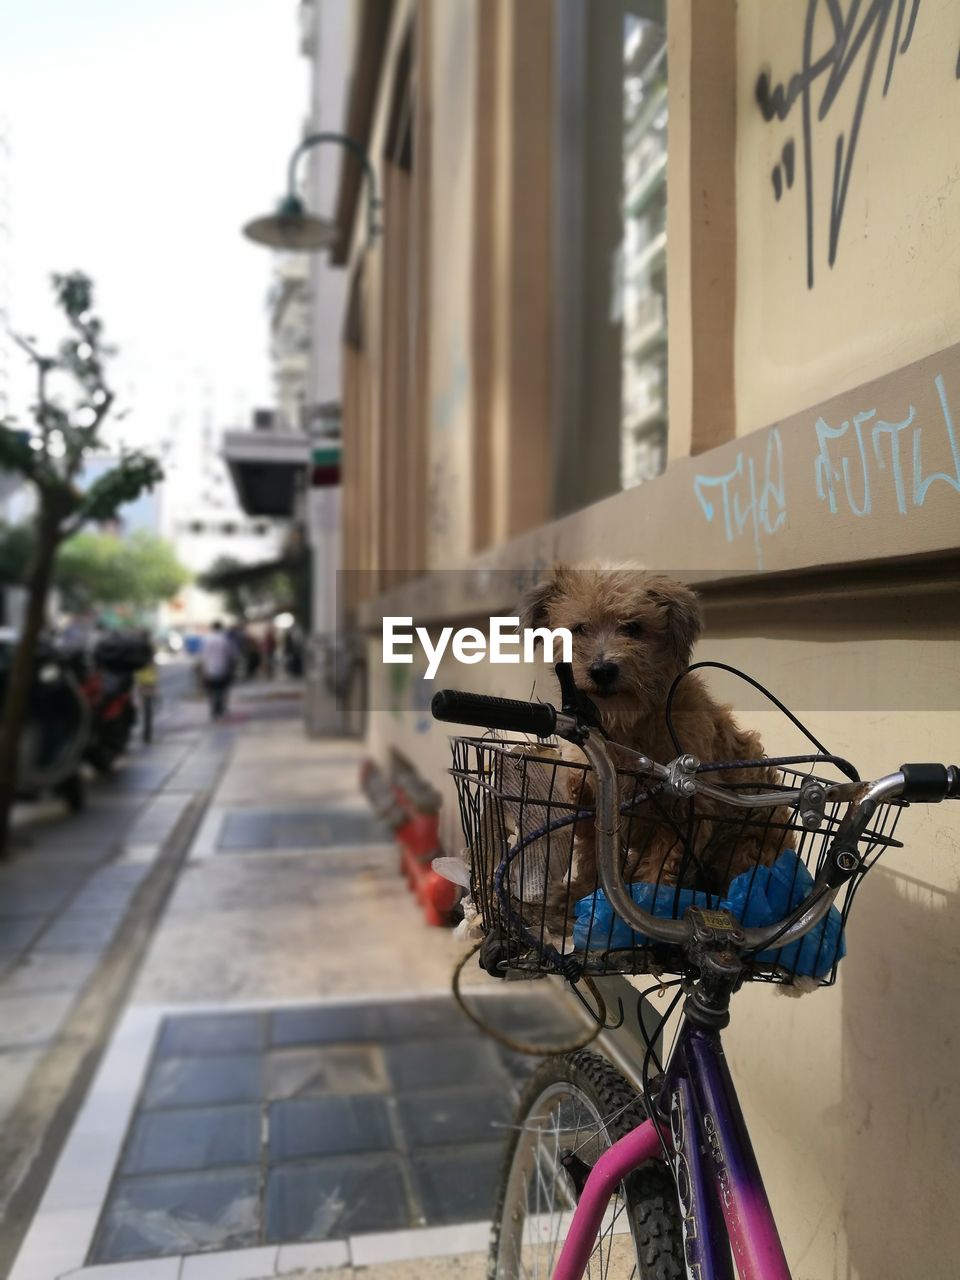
[520,566,786,923]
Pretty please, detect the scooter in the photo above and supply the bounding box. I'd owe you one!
[0,629,91,811]
[78,633,153,774]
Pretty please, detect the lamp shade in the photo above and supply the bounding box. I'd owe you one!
[242,194,340,252]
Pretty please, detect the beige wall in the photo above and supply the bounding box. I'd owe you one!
[368,610,960,1277]
[342,2,960,1272]
[426,0,476,566]
[736,0,960,434]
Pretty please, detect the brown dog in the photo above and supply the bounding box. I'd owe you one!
[520,566,786,923]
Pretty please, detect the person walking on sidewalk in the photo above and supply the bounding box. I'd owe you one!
[200,621,236,720]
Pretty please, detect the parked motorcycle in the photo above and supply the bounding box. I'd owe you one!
[75,633,154,774]
[0,628,91,811]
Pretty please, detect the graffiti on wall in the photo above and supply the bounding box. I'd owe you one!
[814,373,960,516]
[694,369,960,566]
[693,430,787,569]
[755,0,923,288]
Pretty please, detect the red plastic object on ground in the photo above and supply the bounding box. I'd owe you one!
[360,759,457,927]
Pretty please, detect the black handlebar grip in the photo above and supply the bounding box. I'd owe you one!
[431,689,557,738]
[899,763,954,802]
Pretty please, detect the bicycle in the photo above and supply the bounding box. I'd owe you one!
[432,664,959,1280]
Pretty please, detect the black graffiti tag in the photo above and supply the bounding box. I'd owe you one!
[756,0,922,288]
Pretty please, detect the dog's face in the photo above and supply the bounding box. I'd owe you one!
[520,566,702,730]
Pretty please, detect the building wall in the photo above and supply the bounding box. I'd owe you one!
[304,0,350,410]
[339,2,960,1271]
[425,0,476,566]
[735,0,960,434]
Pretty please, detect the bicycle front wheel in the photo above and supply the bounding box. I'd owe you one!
[489,1051,684,1279]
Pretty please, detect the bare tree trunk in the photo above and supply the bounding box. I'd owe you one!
[0,507,60,857]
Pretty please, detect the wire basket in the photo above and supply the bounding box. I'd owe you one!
[449,735,904,987]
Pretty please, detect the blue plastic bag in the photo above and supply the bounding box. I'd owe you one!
[572,850,845,979]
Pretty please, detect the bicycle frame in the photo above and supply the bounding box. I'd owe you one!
[552,1020,790,1280]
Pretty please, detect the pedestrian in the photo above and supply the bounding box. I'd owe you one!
[263,627,277,679]
[200,621,235,720]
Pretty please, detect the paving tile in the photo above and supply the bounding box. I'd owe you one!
[495,1046,545,1092]
[275,1240,351,1274]
[127,794,192,846]
[384,1036,505,1091]
[264,1156,410,1241]
[216,811,272,849]
[0,915,47,953]
[269,1094,395,1161]
[396,1087,513,1148]
[476,993,585,1039]
[34,911,122,951]
[0,992,74,1048]
[84,863,153,889]
[265,1045,388,1099]
[0,863,86,892]
[69,865,150,912]
[0,949,101,996]
[0,1046,43,1121]
[382,996,476,1042]
[143,1055,264,1109]
[217,807,388,851]
[93,1167,260,1262]
[270,1003,390,1047]
[69,1258,182,1279]
[179,1244,278,1279]
[0,882,74,914]
[411,1144,504,1224]
[121,1105,262,1175]
[156,1012,267,1057]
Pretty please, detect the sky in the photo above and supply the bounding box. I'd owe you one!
[0,0,310,454]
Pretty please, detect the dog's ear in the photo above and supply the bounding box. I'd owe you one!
[517,565,567,630]
[647,578,702,667]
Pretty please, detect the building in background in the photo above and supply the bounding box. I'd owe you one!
[269,254,312,430]
[224,0,349,724]
[332,2,960,1275]
[163,405,283,628]
[0,109,11,425]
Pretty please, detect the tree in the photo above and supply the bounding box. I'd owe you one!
[0,273,163,854]
[56,531,190,613]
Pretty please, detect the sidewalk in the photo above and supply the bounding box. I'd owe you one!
[0,679,232,1271]
[6,681,584,1280]
[0,681,216,1124]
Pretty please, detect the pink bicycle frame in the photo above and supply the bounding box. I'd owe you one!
[553,1024,791,1280]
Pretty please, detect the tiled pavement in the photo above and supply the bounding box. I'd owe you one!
[0,715,216,1127]
[6,687,594,1279]
[88,994,581,1266]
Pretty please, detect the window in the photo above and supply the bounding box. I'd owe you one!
[619,10,667,488]
[553,0,668,514]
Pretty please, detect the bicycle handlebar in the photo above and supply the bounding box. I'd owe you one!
[433,687,958,955]
[431,689,558,738]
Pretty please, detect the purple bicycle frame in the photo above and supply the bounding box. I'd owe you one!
[552,1023,791,1280]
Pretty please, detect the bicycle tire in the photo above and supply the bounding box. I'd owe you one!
[489,1050,684,1279]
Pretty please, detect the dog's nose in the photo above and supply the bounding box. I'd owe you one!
[588,661,619,689]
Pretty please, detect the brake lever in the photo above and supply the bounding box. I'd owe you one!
[555,661,603,742]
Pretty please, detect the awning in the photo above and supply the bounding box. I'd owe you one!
[200,549,306,590]
[221,430,311,517]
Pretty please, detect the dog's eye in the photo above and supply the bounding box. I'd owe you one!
[571,623,587,636]
[620,620,644,638]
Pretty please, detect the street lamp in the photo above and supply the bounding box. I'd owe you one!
[243,131,381,252]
